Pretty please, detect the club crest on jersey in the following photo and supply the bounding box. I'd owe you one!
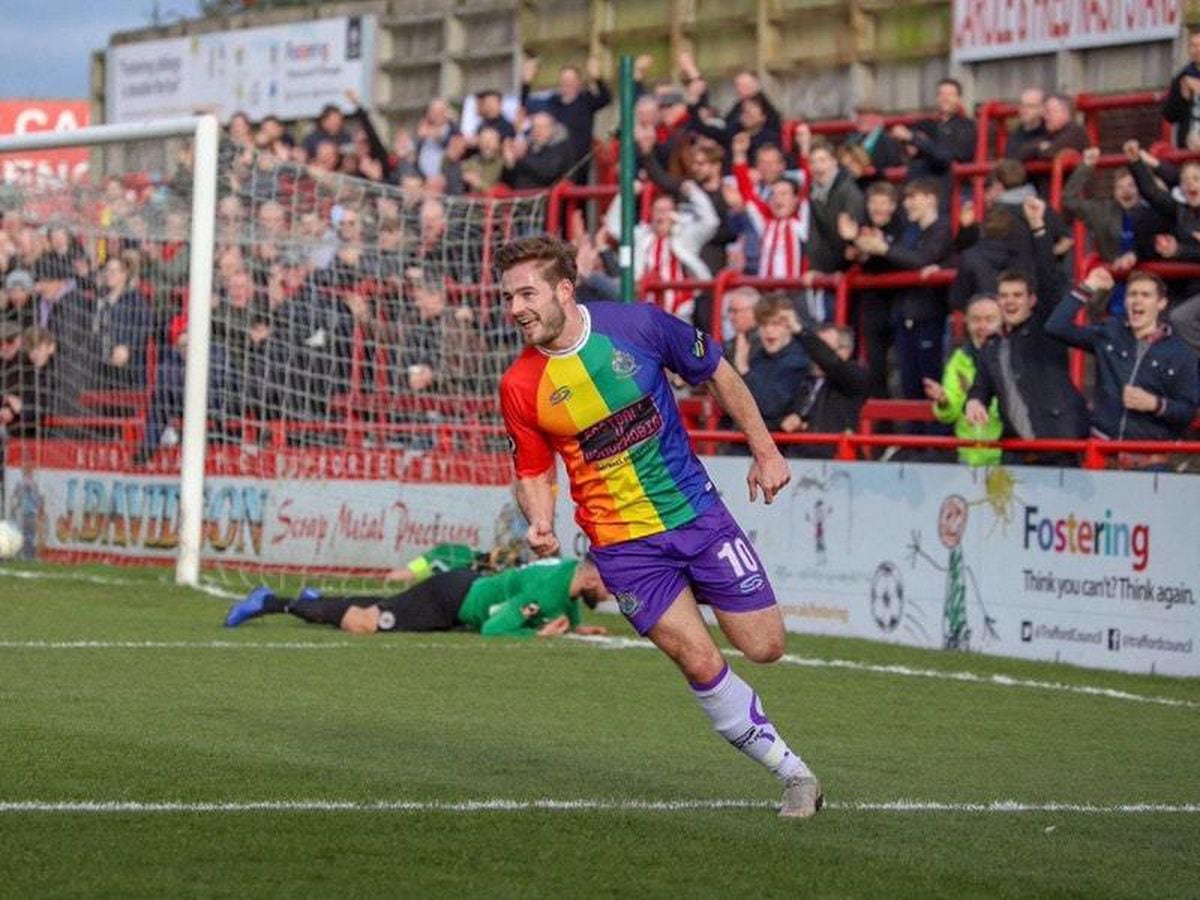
[692,329,707,358]
[611,350,639,377]
[549,385,573,405]
[616,591,641,617]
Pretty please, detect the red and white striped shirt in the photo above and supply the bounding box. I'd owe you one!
[647,235,695,320]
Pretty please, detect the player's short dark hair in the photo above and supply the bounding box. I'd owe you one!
[997,269,1032,292]
[22,325,55,352]
[495,235,578,287]
[992,158,1026,189]
[754,292,794,325]
[1127,269,1167,298]
[755,142,784,160]
[981,207,1014,241]
[774,175,801,196]
[965,292,1000,311]
[866,181,898,203]
[808,137,835,158]
[1046,93,1074,112]
[476,89,501,101]
[938,77,963,96]
[903,178,940,200]
[742,95,766,116]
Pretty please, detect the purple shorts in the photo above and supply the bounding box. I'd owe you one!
[590,502,777,635]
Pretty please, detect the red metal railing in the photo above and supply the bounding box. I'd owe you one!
[686,428,1200,470]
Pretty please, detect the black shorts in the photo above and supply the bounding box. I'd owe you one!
[376,569,482,632]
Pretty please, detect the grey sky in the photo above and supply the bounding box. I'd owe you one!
[0,1,202,99]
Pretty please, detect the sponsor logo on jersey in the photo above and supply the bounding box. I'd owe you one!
[549,385,573,405]
[611,349,639,377]
[577,395,662,464]
[692,329,707,358]
[616,591,641,617]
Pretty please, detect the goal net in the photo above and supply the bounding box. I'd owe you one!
[0,124,547,596]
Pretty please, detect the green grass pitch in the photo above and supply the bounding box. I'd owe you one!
[1,563,1197,899]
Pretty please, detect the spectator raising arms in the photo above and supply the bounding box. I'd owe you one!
[780,319,869,459]
[682,57,782,169]
[1064,147,1165,269]
[521,55,611,184]
[602,181,720,322]
[502,112,573,189]
[1046,268,1199,455]
[1163,29,1200,149]
[732,131,809,300]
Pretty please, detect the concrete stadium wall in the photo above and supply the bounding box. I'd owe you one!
[94,1,1195,136]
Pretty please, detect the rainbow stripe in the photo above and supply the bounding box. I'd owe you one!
[503,304,717,547]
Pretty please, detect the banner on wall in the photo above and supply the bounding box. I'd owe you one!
[3,466,511,572]
[8,455,1196,676]
[0,100,90,185]
[105,15,376,124]
[952,0,1181,63]
[558,460,1198,677]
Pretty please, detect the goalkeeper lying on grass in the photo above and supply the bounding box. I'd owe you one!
[223,557,610,638]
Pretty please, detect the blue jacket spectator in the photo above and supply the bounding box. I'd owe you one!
[1046,269,1199,441]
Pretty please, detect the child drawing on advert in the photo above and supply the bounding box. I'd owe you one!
[10,460,45,561]
[806,498,832,566]
[906,494,997,651]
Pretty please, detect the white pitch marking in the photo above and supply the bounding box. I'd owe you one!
[0,799,1196,815]
[1,633,1195,710]
[567,635,1200,710]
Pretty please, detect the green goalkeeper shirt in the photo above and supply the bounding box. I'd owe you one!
[404,543,480,582]
[457,559,581,638]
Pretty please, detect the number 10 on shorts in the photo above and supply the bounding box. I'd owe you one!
[716,538,760,578]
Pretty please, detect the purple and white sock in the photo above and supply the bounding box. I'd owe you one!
[690,663,812,782]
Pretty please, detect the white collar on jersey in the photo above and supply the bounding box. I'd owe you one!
[536,304,591,358]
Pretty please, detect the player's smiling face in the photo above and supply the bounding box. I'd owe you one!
[502,259,568,347]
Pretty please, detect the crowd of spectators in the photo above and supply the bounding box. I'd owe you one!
[4,41,1200,470]
[592,46,1200,466]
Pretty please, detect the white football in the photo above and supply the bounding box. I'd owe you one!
[0,520,24,559]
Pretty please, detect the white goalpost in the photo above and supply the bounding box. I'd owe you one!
[0,115,218,587]
[0,116,546,594]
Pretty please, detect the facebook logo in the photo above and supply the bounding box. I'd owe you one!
[1107,628,1121,652]
[1020,621,1033,642]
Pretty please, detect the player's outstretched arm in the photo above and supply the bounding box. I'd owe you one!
[515,471,560,557]
[705,358,791,504]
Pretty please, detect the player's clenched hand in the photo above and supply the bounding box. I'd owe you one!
[526,519,560,557]
[748,451,790,504]
[536,615,571,637]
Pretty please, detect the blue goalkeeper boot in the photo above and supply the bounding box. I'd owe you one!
[295,586,322,604]
[224,586,275,628]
